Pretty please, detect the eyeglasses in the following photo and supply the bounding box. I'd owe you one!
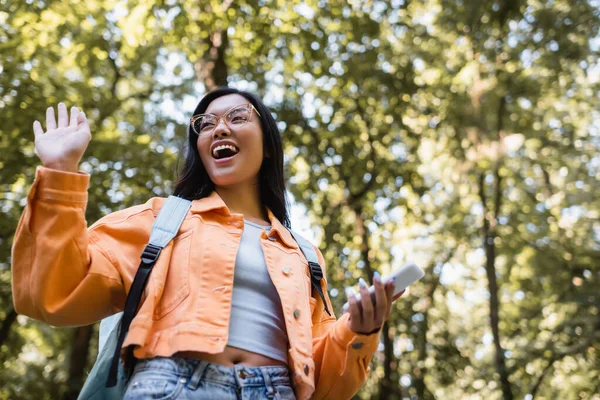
[190,103,262,136]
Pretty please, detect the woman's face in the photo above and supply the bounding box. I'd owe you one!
[196,94,265,189]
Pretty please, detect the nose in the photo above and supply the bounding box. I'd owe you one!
[212,119,231,138]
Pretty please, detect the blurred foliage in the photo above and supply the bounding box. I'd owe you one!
[0,0,599,399]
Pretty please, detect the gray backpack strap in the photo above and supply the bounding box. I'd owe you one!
[288,229,319,264]
[148,195,193,248]
[288,229,332,316]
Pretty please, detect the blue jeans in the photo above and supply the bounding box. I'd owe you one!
[123,356,296,399]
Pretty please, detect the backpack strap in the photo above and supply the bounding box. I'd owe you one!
[106,196,192,387]
[288,229,332,316]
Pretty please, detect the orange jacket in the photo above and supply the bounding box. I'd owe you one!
[11,166,381,400]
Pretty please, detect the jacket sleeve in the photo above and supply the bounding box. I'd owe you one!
[11,166,126,327]
[310,246,381,400]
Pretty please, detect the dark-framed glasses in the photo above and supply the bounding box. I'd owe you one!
[190,103,262,136]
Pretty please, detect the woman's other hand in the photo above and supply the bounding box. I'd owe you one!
[33,103,91,173]
[346,272,405,335]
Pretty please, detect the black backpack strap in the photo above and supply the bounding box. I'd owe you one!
[105,196,191,388]
[106,245,161,386]
[287,229,331,316]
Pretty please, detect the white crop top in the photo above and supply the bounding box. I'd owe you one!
[227,220,288,364]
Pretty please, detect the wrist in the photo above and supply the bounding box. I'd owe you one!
[44,162,79,173]
[335,314,380,354]
[348,321,382,336]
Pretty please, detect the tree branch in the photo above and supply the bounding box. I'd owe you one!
[530,326,600,398]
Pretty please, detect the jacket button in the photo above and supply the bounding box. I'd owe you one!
[303,365,309,375]
[282,266,291,275]
[293,309,301,319]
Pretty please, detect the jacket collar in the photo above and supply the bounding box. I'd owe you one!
[189,191,230,214]
[189,191,298,249]
[266,209,298,249]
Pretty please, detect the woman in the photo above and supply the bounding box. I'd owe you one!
[12,87,403,399]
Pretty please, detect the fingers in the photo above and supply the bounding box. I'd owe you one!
[347,274,407,335]
[347,291,361,331]
[33,120,44,138]
[392,289,405,302]
[45,103,75,130]
[46,106,57,130]
[57,102,68,128]
[384,280,395,318]
[358,278,374,328]
[77,110,90,137]
[385,279,395,299]
[373,272,387,327]
[40,103,87,137]
[69,106,79,128]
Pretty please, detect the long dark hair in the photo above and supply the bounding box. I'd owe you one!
[173,87,290,228]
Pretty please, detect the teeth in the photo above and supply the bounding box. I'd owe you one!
[212,144,239,158]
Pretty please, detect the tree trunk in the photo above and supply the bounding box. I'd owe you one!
[381,321,397,399]
[354,207,374,282]
[62,325,94,400]
[196,30,229,91]
[0,307,18,348]
[354,206,402,399]
[414,289,436,400]
[483,228,512,400]
[414,309,428,399]
[479,171,513,400]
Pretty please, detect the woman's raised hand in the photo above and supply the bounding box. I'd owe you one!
[33,103,91,173]
[346,272,405,335]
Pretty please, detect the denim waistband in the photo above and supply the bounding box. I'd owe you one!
[132,356,291,390]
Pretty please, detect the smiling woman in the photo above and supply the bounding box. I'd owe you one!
[174,89,288,229]
[11,86,402,400]
[192,95,269,204]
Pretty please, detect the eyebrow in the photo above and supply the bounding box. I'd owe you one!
[203,104,245,116]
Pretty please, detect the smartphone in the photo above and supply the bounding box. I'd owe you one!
[342,261,424,313]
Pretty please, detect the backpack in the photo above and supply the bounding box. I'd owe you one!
[77,196,329,399]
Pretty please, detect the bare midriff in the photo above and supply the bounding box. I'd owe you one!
[175,345,288,367]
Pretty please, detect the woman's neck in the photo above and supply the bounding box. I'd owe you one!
[215,182,269,224]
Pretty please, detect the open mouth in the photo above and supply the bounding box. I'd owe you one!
[212,144,240,160]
